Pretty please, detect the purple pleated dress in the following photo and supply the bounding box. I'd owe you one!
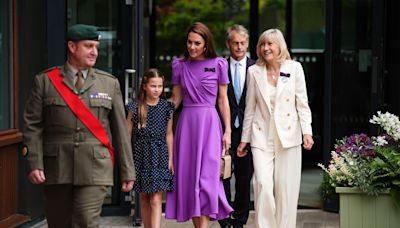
[165,57,233,222]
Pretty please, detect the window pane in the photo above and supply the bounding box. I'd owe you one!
[67,0,118,75]
[292,0,325,50]
[0,0,11,131]
[259,0,286,34]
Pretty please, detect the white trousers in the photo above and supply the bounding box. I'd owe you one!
[252,118,302,228]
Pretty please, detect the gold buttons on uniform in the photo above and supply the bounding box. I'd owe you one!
[74,142,79,147]
[21,145,29,157]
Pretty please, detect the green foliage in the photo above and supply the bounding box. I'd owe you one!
[319,111,400,208]
[319,172,335,201]
[318,149,374,197]
[370,146,400,206]
[348,154,374,194]
[156,0,250,56]
[155,0,251,90]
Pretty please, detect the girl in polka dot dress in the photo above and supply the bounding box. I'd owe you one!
[126,68,174,228]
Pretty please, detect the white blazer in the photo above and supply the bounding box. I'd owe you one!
[241,60,312,149]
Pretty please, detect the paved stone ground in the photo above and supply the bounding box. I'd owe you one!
[31,209,339,228]
[30,169,338,228]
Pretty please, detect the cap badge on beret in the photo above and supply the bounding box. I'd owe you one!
[68,24,101,41]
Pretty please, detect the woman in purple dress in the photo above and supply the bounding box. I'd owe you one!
[165,22,233,227]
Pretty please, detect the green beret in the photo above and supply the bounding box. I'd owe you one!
[67,24,101,41]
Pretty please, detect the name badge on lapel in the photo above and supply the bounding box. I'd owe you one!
[204,67,215,72]
[280,72,290,83]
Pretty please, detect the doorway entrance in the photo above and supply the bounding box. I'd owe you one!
[323,0,386,211]
[67,0,143,216]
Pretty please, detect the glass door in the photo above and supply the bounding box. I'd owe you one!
[331,0,373,141]
[324,0,385,212]
[291,0,326,209]
[67,0,119,75]
[67,0,142,216]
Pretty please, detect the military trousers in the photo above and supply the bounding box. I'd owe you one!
[44,184,108,228]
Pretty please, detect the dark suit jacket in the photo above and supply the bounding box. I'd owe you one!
[227,57,256,140]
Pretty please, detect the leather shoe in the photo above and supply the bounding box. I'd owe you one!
[218,218,232,228]
[232,220,243,228]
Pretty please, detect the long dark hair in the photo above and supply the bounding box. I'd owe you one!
[184,22,217,59]
[137,68,166,128]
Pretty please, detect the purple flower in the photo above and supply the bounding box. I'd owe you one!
[335,133,376,158]
[379,133,398,146]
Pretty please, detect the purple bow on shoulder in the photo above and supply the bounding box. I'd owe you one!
[204,67,215,72]
[280,72,290,77]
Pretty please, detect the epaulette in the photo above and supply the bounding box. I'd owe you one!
[39,66,60,74]
[95,69,116,78]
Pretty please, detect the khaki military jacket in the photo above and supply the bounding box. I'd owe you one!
[23,63,135,186]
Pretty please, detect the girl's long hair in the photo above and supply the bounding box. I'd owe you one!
[137,68,166,128]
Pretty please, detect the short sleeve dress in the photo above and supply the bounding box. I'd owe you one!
[165,57,233,221]
[126,98,174,193]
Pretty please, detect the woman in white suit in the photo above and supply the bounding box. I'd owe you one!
[237,28,314,228]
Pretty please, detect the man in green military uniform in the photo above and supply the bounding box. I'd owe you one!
[23,24,135,228]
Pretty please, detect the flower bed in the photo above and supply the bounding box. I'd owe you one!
[319,111,400,208]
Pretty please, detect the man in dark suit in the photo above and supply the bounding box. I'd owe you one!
[219,24,255,228]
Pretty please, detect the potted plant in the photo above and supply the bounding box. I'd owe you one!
[318,111,400,228]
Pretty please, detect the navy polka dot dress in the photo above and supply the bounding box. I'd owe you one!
[127,99,174,193]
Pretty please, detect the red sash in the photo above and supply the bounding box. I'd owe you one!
[47,68,114,166]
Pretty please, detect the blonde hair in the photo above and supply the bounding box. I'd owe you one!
[137,68,166,128]
[256,28,291,65]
